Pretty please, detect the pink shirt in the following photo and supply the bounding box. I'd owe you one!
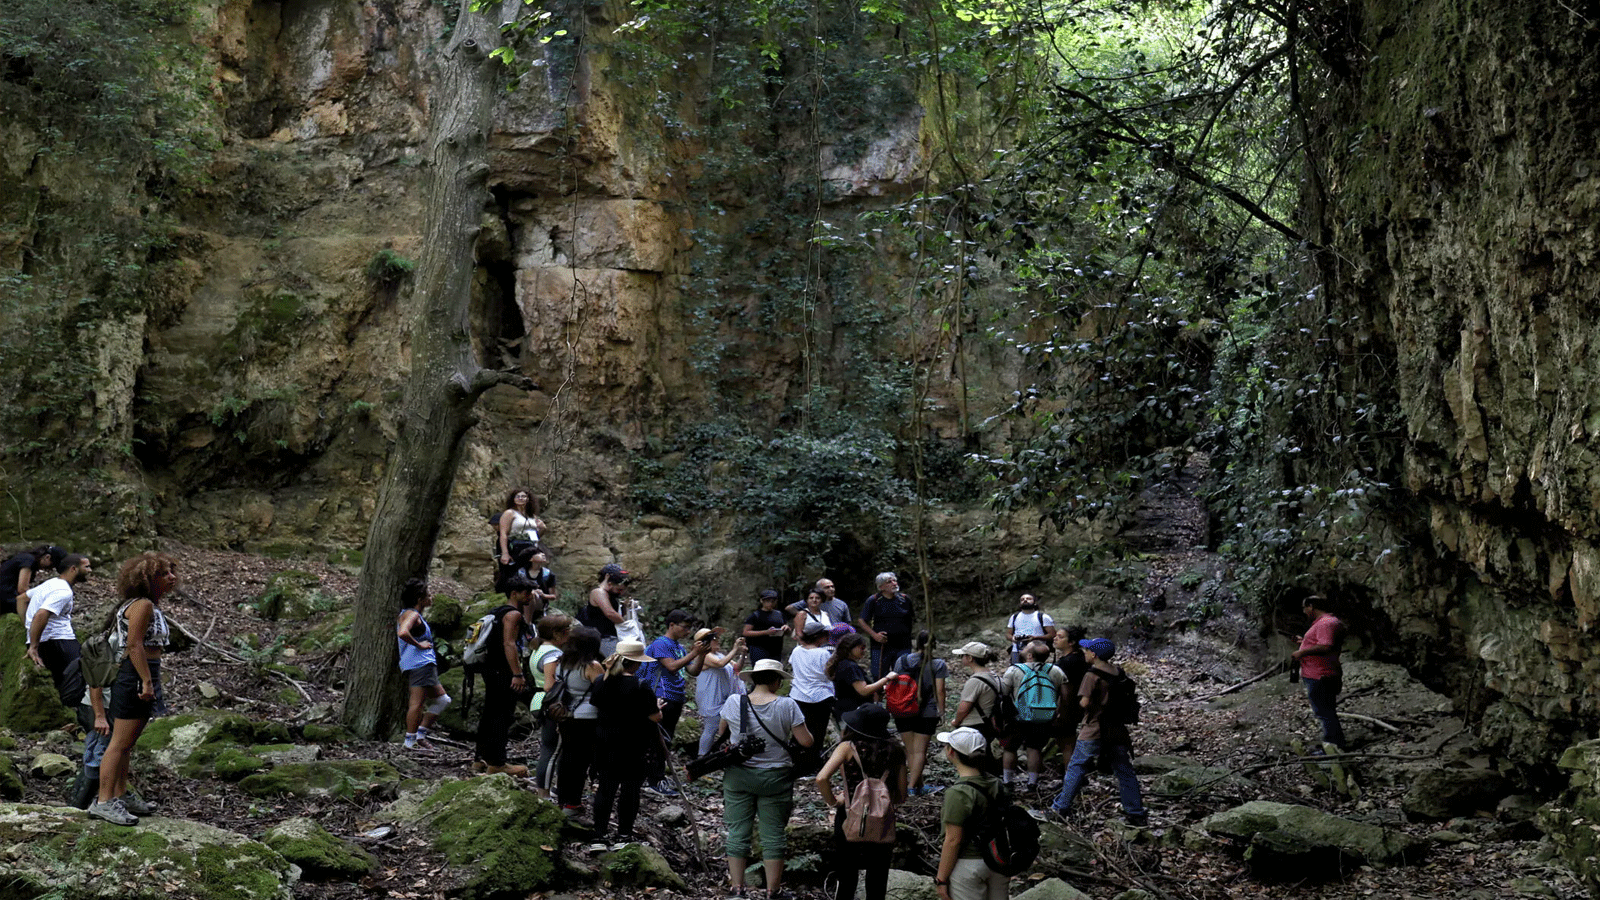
[1298,614,1343,680]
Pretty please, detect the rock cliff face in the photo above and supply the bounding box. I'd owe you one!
[2,1,1044,605]
[1308,1,1600,773]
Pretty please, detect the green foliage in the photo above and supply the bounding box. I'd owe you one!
[364,249,416,285]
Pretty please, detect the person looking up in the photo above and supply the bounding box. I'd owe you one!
[743,589,789,663]
[1004,593,1056,664]
[396,577,450,752]
[531,613,573,796]
[1292,594,1347,751]
[1000,638,1063,790]
[857,572,915,678]
[587,640,660,853]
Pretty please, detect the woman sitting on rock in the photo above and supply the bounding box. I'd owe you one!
[90,552,178,827]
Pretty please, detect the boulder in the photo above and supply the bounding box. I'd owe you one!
[1151,765,1256,798]
[238,760,402,800]
[260,816,374,880]
[1016,877,1095,900]
[0,756,20,800]
[1539,739,1600,896]
[0,802,297,900]
[0,617,71,733]
[1132,754,1202,775]
[881,869,937,900]
[379,773,569,896]
[1035,821,1096,872]
[252,570,324,621]
[300,722,354,743]
[30,752,74,778]
[1203,800,1423,879]
[1401,766,1508,820]
[598,843,685,890]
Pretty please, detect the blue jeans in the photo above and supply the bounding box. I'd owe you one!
[868,639,911,680]
[1304,675,1346,749]
[1052,738,1144,818]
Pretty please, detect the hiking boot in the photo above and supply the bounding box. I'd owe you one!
[87,798,138,827]
[586,836,611,853]
[121,792,156,817]
[1124,812,1149,826]
[70,772,99,810]
[485,763,529,777]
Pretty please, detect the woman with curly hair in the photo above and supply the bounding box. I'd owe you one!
[89,552,177,827]
[827,632,893,726]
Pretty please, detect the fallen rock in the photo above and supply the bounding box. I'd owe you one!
[1203,800,1423,879]
[0,757,20,800]
[238,760,402,800]
[1133,754,1202,775]
[30,752,74,778]
[1401,766,1508,820]
[598,843,685,890]
[261,816,373,880]
[1035,820,1096,872]
[882,869,937,900]
[653,804,691,827]
[380,773,569,895]
[1151,765,1256,798]
[0,802,297,899]
[1015,877,1094,900]
[0,617,72,733]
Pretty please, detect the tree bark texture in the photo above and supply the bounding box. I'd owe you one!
[342,1,521,739]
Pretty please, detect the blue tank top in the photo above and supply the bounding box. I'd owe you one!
[397,611,436,671]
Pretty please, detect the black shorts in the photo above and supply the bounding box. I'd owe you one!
[1012,721,1055,750]
[110,657,162,721]
[893,715,938,735]
[405,663,441,688]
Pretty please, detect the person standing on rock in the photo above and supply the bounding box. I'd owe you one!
[495,488,545,589]
[1048,637,1147,826]
[1292,595,1348,751]
[474,584,537,777]
[1,544,62,618]
[24,552,92,710]
[857,572,915,679]
[396,577,450,753]
[1004,593,1056,664]
[90,552,176,827]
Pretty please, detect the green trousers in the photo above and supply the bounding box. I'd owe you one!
[722,764,795,858]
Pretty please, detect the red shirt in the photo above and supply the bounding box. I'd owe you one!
[1298,614,1343,680]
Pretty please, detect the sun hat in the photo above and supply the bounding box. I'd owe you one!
[952,641,993,660]
[693,627,718,642]
[1079,637,1116,660]
[613,640,652,664]
[937,727,988,757]
[843,704,893,741]
[740,658,789,679]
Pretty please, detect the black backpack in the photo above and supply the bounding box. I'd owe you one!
[975,673,1017,739]
[964,781,1040,876]
[1091,668,1141,726]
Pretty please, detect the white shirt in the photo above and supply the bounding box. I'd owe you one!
[23,577,75,643]
[788,645,835,703]
[1008,610,1055,645]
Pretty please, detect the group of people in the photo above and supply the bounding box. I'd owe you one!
[0,545,180,828]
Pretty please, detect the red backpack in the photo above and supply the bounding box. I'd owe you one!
[884,673,920,717]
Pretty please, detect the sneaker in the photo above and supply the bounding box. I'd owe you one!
[471,760,488,773]
[725,887,747,900]
[562,805,585,819]
[586,837,611,853]
[644,779,679,797]
[1044,806,1072,825]
[408,739,439,753]
[922,783,945,796]
[611,835,641,851]
[87,798,138,827]
[121,792,156,817]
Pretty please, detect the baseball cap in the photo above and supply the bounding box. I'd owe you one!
[1079,637,1116,659]
[802,620,829,637]
[952,641,993,660]
[937,727,988,757]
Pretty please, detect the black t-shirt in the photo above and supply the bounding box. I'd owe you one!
[0,552,37,608]
[594,673,658,743]
[833,658,869,716]
[744,608,787,661]
[860,592,914,642]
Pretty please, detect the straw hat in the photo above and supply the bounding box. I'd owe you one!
[614,640,652,664]
[739,658,789,679]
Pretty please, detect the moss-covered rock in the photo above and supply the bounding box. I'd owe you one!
[260,816,373,880]
[1203,800,1424,878]
[1541,740,1600,896]
[213,747,269,781]
[0,616,72,733]
[155,713,296,778]
[381,773,567,898]
[1151,765,1257,798]
[0,756,21,800]
[30,752,74,778]
[295,609,354,655]
[237,759,402,800]
[0,802,296,900]
[253,570,324,621]
[429,595,465,636]
[599,843,685,890]
[1016,878,1095,900]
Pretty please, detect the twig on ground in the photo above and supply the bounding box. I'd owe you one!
[1191,662,1284,702]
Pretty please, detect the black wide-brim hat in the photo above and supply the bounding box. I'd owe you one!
[843,703,893,741]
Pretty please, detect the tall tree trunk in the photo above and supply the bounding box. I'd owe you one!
[342,0,530,739]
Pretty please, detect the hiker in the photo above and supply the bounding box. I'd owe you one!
[1001,639,1063,791]
[555,626,606,818]
[742,589,790,663]
[828,632,894,724]
[495,488,545,587]
[583,563,632,656]
[531,613,573,795]
[587,640,660,853]
[396,577,450,752]
[786,577,850,625]
[891,630,948,796]
[790,586,834,635]
[815,703,908,900]
[948,642,1002,741]
[856,572,915,678]
[1004,594,1056,664]
[71,682,110,809]
[1051,625,1089,768]
[1,544,61,618]
[513,544,558,612]
[24,552,92,710]
[694,629,746,756]
[1048,638,1147,826]
[1292,594,1348,750]
[640,608,713,796]
[89,552,176,827]
[473,582,537,777]
[715,658,814,900]
[934,727,1008,900]
[788,620,836,749]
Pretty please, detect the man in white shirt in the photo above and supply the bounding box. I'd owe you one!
[24,553,91,709]
[1005,594,1056,663]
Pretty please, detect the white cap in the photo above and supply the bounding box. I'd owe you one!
[937,728,988,757]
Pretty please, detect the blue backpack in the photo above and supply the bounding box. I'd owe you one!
[1012,663,1059,723]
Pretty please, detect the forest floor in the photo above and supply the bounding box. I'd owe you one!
[15,541,1583,900]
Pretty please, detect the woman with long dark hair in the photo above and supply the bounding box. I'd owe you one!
[396,577,449,752]
[815,703,907,900]
[89,552,178,827]
[826,633,892,724]
[496,488,545,587]
[554,626,606,817]
[891,630,947,796]
[587,640,659,852]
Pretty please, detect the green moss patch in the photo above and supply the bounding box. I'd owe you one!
[406,775,567,898]
[300,723,354,743]
[260,816,373,880]
[237,760,401,800]
[0,616,72,733]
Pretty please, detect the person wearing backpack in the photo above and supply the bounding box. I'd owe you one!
[815,703,907,900]
[948,642,1004,744]
[495,488,545,587]
[1047,638,1147,826]
[472,586,537,777]
[396,577,451,753]
[934,727,1009,900]
[889,630,947,796]
[715,657,814,900]
[531,613,574,796]
[554,626,606,817]
[1000,639,1064,791]
[1004,594,1056,664]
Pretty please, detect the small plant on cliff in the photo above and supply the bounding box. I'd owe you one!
[365,249,416,286]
